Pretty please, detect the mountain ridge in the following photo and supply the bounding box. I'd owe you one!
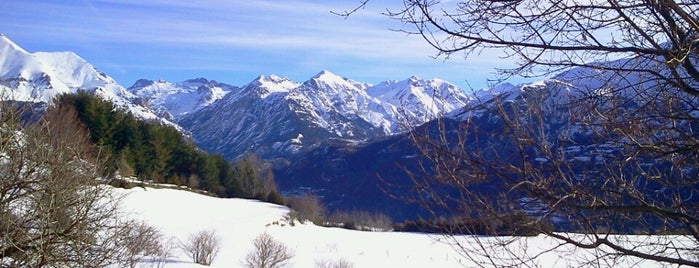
[171,70,471,160]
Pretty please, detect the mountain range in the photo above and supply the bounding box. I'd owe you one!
[0,34,476,218]
[0,33,470,159]
[130,70,472,161]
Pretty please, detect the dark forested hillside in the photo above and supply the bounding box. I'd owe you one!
[55,92,281,202]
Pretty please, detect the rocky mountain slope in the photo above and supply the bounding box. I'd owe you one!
[176,70,471,160]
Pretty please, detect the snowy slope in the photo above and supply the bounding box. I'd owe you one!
[118,186,671,268]
[0,34,173,124]
[128,78,236,121]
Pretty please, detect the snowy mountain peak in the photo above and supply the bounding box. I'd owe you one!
[305,70,358,90]
[253,74,292,85]
[247,75,299,98]
[365,76,471,121]
[176,70,476,159]
[315,69,334,76]
[313,70,343,81]
[430,77,447,84]
[1,34,111,102]
[128,79,173,94]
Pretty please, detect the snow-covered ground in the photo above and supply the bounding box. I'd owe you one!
[118,187,679,268]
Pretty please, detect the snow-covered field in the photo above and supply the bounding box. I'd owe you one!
[118,187,678,268]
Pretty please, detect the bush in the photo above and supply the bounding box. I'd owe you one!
[120,220,170,268]
[180,229,221,266]
[327,210,393,231]
[286,194,326,224]
[244,232,294,268]
[315,258,354,268]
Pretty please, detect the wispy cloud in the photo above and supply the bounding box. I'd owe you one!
[1,0,517,88]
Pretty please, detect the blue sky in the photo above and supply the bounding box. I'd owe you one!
[1,0,521,90]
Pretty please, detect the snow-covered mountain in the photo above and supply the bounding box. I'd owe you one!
[178,74,309,160]
[177,70,471,160]
[288,70,391,136]
[0,33,472,161]
[127,78,237,121]
[0,33,172,124]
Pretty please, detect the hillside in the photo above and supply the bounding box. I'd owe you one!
[118,186,665,268]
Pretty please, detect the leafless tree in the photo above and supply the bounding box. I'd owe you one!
[180,229,221,266]
[315,258,354,268]
[243,232,294,268]
[0,100,148,267]
[390,0,699,92]
[120,220,170,268]
[336,0,699,266]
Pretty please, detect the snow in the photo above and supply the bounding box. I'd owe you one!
[366,76,471,125]
[34,51,111,89]
[310,70,357,90]
[119,187,472,267]
[128,79,234,120]
[117,186,678,268]
[289,133,303,144]
[252,75,299,98]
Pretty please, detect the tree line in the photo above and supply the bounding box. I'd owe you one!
[56,92,282,203]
